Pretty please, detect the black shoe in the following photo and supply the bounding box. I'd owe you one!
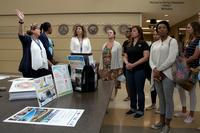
[134,113,144,118]
[126,110,135,115]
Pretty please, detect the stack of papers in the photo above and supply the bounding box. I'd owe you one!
[0,75,10,80]
[8,77,33,82]
[9,80,36,100]
[8,64,73,103]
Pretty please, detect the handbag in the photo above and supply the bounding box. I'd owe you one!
[167,38,194,91]
[144,61,152,81]
[117,74,126,83]
[98,69,109,79]
[171,56,194,91]
[98,68,123,80]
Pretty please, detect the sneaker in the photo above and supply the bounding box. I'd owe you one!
[134,112,144,118]
[155,108,160,114]
[126,110,136,115]
[174,112,187,118]
[184,116,194,123]
[151,122,164,130]
[161,125,170,133]
[146,104,156,110]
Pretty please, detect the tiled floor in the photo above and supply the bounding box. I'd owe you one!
[101,81,200,133]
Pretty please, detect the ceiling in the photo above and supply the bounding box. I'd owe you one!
[0,0,199,32]
[141,0,199,30]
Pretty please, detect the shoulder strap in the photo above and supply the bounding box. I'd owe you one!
[168,38,173,46]
[168,38,173,49]
[167,38,173,57]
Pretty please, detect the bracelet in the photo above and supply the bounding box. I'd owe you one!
[19,21,24,24]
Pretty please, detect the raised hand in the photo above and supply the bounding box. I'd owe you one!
[16,9,24,21]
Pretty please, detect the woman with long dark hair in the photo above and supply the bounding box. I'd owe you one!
[174,21,200,124]
[122,28,132,101]
[39,22,57,65]
[124,25,150,118]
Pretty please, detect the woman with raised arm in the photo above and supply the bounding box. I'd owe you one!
[16,9,51,78]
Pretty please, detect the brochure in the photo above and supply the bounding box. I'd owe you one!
[34,75,57,107]
[67,55,85,79]
[73,68,83,91]
[52,64,73,97]
[67,54,97,91]
[67,55,85,70]
[67,55,85,91]
[88,55,95,66]
[4,106,84,127]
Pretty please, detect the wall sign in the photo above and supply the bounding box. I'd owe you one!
[58,24,69,35]
[149,0,184,10]
[88,24,98,35]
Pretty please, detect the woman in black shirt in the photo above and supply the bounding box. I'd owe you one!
[123,25,150,118]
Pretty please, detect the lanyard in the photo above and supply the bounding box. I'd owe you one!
[32,37,44,58]
[32,37,42,50]
[78,38,83,52]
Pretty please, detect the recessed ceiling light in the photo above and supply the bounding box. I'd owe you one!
[179,27,186,31]
[143,31,152,34]
[142,27,150,30]
[146,19,169,23]
[164,14,169,17]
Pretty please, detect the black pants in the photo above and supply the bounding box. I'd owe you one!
[22,68,52,78]
[151,88,157,104]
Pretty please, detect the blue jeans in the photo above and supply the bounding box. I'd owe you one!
[126,69,145,113]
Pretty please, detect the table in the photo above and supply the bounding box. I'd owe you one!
[0,79,114,133]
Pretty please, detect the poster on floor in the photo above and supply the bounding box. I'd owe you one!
[4,106,84,127]
[52,64,73,97]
